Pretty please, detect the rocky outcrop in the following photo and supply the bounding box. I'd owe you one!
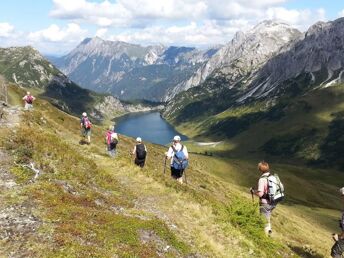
[165,21,302,101]
[240,18,344,102]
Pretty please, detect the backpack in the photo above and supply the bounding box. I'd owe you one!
[26,96,33,104]
[83,117,92,129]
[172,145,188,170]
[261,173,285,204]
[136,144,146,160]
[106,131,118,145]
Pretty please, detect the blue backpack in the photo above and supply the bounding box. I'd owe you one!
[172,145,188,170]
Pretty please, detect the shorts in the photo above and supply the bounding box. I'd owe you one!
[259,203,276,219]
[331,239,344,258]
[25,103,33,110]
[171,167,184,179]
[107,142,117,151]
[135,158,145,168]
[82,127,91,136]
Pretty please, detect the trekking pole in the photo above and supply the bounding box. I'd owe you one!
[183,168,188,185]
[163,156,167,175]
[250,188,254,203]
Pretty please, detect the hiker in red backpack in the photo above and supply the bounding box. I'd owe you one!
[250,161,276,236]
[22,92,36,110]
[80,112,92,144]
[131,137,147,168]
[165,135,189,184]
[105,125,118,157]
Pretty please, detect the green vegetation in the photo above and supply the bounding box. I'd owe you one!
[0,85,341,257]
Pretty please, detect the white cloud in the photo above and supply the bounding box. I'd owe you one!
[0,22,14,38]
[265,7,326,29]
[338,9,344,17]
[49,0,326,33]
[108,19,251,47]
[28,23,87,42]
[95,28,108,38]
[50,0,132,27]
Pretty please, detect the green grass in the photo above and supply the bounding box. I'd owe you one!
[0,85,342,257]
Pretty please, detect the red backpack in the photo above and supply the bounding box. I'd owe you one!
[26,95,33,104]
[106,130,112,144]
[83,117,92,129]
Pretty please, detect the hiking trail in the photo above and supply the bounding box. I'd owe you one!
[0,106,42,257]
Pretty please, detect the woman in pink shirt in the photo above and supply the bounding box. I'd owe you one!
[251,161,276,236]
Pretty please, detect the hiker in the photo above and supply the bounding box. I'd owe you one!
[331,187,344,257]
[22,91,36,110]
[250,161,280,236]
[131,137,147,168]
[165,135,189,184]
[80,112,92,144]
[105,125,118,157]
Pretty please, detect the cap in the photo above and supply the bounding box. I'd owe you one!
[340,187,344,196]
[136,137,142,142]
[173,135,181,141]
[82,112,87,117]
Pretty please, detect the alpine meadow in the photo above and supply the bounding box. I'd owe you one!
[1,1,344,257]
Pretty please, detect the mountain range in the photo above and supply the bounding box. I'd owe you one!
[49,38,220,101]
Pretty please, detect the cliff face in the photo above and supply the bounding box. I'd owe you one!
[164,21,302,101]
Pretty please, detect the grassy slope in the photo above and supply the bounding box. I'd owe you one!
[0,85,341,257]
[174,84,344,166]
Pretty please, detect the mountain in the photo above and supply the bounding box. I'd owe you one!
[0,46,155,119]
[163,18,344,169]
[50,37,220,101]
[163,21,302,101]
[164,20,302,120]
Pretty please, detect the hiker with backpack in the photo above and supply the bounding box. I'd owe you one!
[131,137,147,168]
[250,161,284,236]
[80,112,92,144]
[331,187,344,258]
[165,135,189,184]
[22,92,36,110]
[105,125,118,157]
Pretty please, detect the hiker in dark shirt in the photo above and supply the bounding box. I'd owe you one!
[132,137,147,168]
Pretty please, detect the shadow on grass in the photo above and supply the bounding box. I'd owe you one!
[288,245,325,258]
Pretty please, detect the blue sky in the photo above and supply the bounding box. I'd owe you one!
[0,0,343,55]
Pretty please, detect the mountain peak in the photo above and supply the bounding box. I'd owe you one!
[251,20,298,35]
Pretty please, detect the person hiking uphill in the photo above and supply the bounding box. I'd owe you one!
[250,161,283,236]
[331,187,344,258]
[165,135,189,184]
[132,137,147,168]
[80,112,92,144]
[105,125,118,157]
[22,92,36,110]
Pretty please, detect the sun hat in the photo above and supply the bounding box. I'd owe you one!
[339,187,344,196]
[136,137,142,142]
[82,112,87,117]
[173,135,181,141]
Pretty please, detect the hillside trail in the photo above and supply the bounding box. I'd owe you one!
[0,105,42,257]
[61,138,259,256]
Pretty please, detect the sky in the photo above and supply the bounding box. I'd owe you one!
[0,0,344,55]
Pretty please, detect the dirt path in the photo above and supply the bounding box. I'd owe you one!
[0,106,42,257]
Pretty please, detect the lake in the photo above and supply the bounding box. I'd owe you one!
[115,112,188,145]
